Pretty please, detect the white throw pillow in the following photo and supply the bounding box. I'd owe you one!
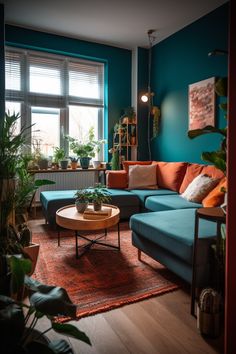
[181,174,219,203]
[128,164,158,190]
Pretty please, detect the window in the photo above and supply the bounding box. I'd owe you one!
[5,48,105,159]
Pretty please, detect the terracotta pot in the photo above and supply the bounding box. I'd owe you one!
[71,161,78,170]
[23,243,40,276]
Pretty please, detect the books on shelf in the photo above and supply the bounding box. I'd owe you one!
[83,206,112,220]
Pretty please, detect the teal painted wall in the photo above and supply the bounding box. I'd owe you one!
[5,25,132,160]
[0,4,5,120]
[151,3,229,163]
[137,47,149,160]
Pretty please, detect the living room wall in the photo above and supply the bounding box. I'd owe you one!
[151,2,229,164]
[4,25,132,160]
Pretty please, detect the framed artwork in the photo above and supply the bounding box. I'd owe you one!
[188,77,215,130]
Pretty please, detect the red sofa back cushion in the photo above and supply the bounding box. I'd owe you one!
[106,170,128,189]
[122,160,152,174]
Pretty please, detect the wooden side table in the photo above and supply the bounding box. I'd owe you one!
[56,204,120,259]
[191,207,226,316]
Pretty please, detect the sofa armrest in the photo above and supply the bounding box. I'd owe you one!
[106,170,128,189]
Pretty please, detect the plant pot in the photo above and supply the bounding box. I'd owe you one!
[94,202,102,211]
[60,160,69,169]
[80,157,91,169]
[38,159,48,170]
[75,200,88,213]
[197,305,221,337]
[71,161,78,170]
[23,243,40,276]
[92,161,101,169]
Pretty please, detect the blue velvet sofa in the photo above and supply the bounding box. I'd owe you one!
[40,161,225,285]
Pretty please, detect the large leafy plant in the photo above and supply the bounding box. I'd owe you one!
[188,77,227,174]
[0,256,91,354]
[66,127,106,158]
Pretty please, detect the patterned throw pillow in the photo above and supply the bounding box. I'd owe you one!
[181,174,219,203]
[127,164,158,190]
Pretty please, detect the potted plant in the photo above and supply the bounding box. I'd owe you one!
[66,127,106,169]
[0,256,91,354]
[69,156,79,170]
[88,184,111,211]
[32,138,49,170]
[74,189,92,213]
[53,147,69,169]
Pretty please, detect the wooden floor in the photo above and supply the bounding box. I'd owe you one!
[28,211,224,354]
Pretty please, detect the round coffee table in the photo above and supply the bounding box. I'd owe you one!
[56,204,120,258]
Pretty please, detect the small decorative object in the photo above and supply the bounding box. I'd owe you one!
[38,157,49,170]
[88,183,111,211]
[93,160,101,169]
[197,288,221,337]
[74,189,92,213]
[189,77,215,130]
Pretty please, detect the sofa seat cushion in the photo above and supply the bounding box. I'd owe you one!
[145,194,202,212]
[130,209,217,264]
[129,189,177,206]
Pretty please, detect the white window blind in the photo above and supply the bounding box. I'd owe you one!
[5,47,105,159]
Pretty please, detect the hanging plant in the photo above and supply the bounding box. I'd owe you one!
[151,106,161,139]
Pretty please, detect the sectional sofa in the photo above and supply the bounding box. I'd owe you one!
[40,160,226,285]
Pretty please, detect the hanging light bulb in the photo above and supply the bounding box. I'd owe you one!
[141,93,149,103]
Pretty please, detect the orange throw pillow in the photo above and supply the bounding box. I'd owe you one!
[106,170,128,189]
[179,163,204,194]
[202,177,227,207]
[201,165,225,179]
[156,162,187,192]
[122,160,152,174]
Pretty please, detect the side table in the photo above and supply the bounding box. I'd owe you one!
[191,207,226,316]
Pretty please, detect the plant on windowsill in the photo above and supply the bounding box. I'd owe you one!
[69,156,79,170]
[65,127,106,169]
[0,256,91,354]
[31,138,49,170]
[53,147,69,170]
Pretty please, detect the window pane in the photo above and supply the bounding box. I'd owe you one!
[30,66,61,95]
[69,106,100,159]
[5,101,21,135]
[5,58,21,91]
[31,107,60,158]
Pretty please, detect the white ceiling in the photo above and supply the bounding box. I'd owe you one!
[2,0,228,49]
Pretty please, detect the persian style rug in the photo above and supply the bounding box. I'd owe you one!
[32,223,180,320]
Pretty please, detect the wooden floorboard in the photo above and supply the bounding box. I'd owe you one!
[29,211,223,354]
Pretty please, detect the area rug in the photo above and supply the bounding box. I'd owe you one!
[32,223,180,320]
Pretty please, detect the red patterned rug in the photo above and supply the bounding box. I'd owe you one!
[32,222,180,320]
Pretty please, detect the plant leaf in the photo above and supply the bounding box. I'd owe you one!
[201,151,226,173]
[34,179,56,187]
[52,322,91,345]
[188,125,227,139]
[25,276,77,318]
[9,256,32,293]
[215,77,228,97]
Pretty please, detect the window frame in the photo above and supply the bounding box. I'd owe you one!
[5,47,105,159]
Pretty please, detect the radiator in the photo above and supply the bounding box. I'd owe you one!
[34,170,99,202]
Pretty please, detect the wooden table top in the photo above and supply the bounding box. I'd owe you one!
[56,204,120,231]
[196,207,226,222]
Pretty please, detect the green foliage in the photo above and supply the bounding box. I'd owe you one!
[88,184,111,204]
[74,189,92,203]
[53,147,66,163]
[111,149,120,170]
[0,256,91,354]
[65,127,106,158]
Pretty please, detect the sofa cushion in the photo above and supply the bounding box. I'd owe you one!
[179,163,204,193]
[130,209,217,264]
[106,170,128,189]
[122,160,152,174]
[129,189,177,206]
[145,194,202,212]
[155,161,187,192]
[181,174,219,203]
[202,177,227,207]
[201,165,225,179]
[127,164,158,189]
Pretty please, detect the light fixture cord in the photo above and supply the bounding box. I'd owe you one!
[147,31,154,160]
